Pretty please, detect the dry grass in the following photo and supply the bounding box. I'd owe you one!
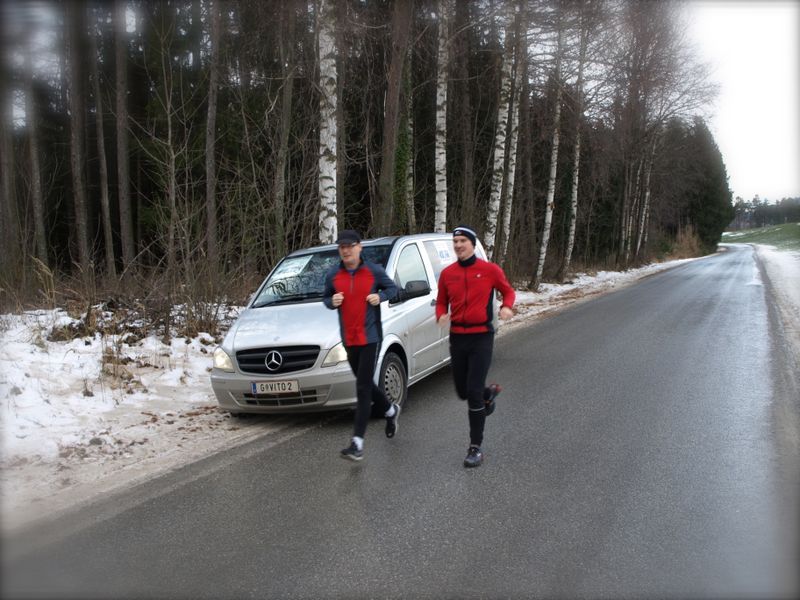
[668,225,703,259]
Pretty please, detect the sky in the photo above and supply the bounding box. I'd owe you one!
[687,0,800,203]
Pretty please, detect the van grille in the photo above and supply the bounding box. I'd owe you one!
[236,346,320,375]
[243,388,323,406]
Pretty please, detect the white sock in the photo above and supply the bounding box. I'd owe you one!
[352,436,364,450]
[384,405,396,418]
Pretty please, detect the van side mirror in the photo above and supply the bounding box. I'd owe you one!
[395,279,430,303]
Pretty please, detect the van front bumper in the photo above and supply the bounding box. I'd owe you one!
[210,363,358,413]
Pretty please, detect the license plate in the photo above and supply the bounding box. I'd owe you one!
[251,380,299,395]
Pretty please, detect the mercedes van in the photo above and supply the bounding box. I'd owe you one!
[210,233,490,413]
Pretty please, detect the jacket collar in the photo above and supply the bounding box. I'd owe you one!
[457,255,477,267]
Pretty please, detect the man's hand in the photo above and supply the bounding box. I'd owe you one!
[437,313,450,327]
[332,292,344,307]
[499,306,513,321]
[366,293,381,306]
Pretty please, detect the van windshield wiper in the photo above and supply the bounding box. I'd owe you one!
[252,292,322,308]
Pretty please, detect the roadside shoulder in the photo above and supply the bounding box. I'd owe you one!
[753,244,800,367]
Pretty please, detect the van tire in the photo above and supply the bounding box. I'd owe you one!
[378,351,408,409]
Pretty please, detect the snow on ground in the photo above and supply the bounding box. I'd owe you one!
[754,244,800,365]
[1,248,796,534]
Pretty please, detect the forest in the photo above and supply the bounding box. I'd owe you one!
[729,197,800,230]
[0,0,734,319]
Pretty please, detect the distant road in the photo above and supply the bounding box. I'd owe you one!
[3,244,798,598]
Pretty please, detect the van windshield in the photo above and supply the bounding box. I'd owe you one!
[251,245,392,307]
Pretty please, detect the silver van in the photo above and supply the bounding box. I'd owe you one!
[211,233,488,413]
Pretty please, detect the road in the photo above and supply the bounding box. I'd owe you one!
[3,244,798,599]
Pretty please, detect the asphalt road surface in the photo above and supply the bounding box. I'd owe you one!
[3,244,798,599]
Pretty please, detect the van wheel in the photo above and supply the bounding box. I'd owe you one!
[379,351,407,408]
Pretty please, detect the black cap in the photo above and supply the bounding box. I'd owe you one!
[335,229,361,245]
[453,225,477,246]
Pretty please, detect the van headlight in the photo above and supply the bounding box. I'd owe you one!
[213,347,235,372]
[322,342,348,367]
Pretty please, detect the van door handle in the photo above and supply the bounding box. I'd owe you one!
[430,299,436,306]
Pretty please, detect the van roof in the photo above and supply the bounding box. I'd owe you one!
[286,232,455,258]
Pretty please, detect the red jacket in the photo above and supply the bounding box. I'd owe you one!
[323,260,397,346]
[436,255,515,334]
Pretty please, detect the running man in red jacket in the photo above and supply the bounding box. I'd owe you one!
[436,226,516,468]
[323,230,399,461]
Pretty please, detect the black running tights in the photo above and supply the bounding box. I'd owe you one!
[346,343,390,438]
[449,332,494,446]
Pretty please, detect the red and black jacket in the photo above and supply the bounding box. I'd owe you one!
[323,260,398,347]
[436,255,515,334]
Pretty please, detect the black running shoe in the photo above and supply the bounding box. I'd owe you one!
[484,383,502,416]
[340,442,363,461]
[463,445,483,468]
[385,403,401,438]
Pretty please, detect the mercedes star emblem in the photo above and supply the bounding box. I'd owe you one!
[265,350,283,372]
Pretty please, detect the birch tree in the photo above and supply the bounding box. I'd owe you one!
[318,0,337,244]
[530,20,564,291]
[403,50,416,232]
[433,0,451,233]
[484,3,516,260]
[557,4,592,282]
[634,136,658,259]
[498,2,526,267]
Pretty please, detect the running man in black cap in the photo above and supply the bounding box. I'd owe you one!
[436,226,516,467]
[323,230,400,461]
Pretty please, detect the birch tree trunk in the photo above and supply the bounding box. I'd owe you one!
[498,1,526,266]
[375,0,413,235]
[498,63,522,266]
[402,48,417,232]
[205,0,221,268]
[530,27,563,291]
[66,0,91,274]
[557,23,588,282]
[318,0,338,244]
[618,162,632,263]
[635,136,658,259]
[623,158,642,266]
[558,124,581,282]
[433,0,450,233]
[395,51,417,233]
[115,0,135,272]
[484,4,515,260]
[88,28,116,278]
